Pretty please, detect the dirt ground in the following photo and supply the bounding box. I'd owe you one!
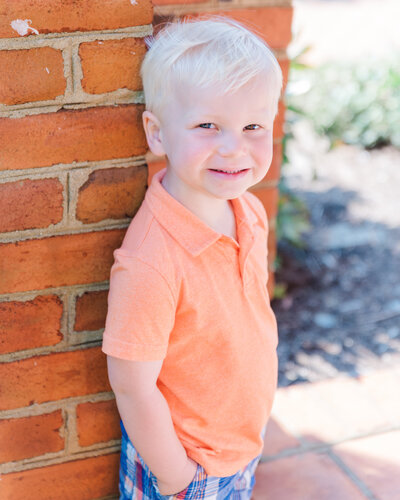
[271,0,400,387]
[272,121,400,387]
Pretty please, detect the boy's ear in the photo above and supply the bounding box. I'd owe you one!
[142,110,166,157]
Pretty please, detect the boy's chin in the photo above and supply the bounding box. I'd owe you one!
[210,186,252,200]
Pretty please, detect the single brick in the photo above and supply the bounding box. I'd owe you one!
[0,295,63,354]
[334,431,400,500]
[194,7,293,50]
[147,158,166,186]
[274,99,286,141]
[0,453,119,500]
[0,47,65,105]
[74,290,108,332]
[0,411,64,463]
[267,226,277,267]
[280,58,290,94]
[267,270,275,299]
[253,452,367,500]
[76,164,147,223]
[76,399,121,447]
[0,347,110,411]
[1,0,152,38]
[0,105,147,171]
[250,186,279,220]
[0,229,125,294]
[358,367,400,427]
[80,38,147,94]
[0,178,64,232]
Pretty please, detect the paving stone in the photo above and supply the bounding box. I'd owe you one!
[262,417,301,457]
[271,374,391,445]
[252,452,367,500]
[271,381,345,444]
[357,367,400,427]
[334,430,400,500]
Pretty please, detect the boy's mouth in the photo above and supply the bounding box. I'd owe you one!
[209,168,250,177]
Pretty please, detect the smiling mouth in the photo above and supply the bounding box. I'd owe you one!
[210,168,249,174]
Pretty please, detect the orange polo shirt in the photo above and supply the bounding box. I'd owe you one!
[102,167,278,477]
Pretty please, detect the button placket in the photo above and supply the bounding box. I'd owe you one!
[216,239,241,279]
[240,230,256,290]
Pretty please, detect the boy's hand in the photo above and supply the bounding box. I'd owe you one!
[157,457,198,496]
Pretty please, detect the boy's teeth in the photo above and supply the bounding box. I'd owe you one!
[215,169,242,173]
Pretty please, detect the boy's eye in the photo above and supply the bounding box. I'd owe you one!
[244,124,261,130]
[198,123,216,129]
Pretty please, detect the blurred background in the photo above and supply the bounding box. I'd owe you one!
[272,0,400,386]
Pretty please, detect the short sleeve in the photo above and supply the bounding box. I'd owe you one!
[101,250,176,361]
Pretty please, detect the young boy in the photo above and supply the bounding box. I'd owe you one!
[102,16,282,499]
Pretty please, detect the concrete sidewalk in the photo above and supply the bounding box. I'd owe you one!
[252,367,400,499]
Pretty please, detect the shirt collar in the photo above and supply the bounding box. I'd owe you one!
[144,168,258,257]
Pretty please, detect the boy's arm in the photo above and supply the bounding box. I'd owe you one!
[107,355,197,495]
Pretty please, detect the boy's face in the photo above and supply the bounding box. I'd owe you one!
[143,75,276,208]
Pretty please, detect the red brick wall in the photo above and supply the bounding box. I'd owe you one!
[0,1,292,498]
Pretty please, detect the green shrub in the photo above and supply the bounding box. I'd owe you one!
[286,57,400,149]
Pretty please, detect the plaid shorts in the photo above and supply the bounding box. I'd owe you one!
[119,420,264,500]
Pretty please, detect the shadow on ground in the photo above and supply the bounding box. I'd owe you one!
[273,183,400,387]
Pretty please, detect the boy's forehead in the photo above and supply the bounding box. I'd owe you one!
[170,79,275,118]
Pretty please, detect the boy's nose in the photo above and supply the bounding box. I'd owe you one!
[217,131,246,158]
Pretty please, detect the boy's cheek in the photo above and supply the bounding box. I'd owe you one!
[254,139,273,160]
[255,145,273,176]
[178,143,210,163]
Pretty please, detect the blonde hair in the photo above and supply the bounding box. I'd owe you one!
[140,16,283,120]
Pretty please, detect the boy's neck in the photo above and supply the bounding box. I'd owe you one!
[161,173,237,241]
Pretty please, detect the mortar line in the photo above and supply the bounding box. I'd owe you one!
[0,392,116,420]
[326,448,379,500]
[63,406,70,455]
[65,401,79,454]
[0,282,110,303]
[0,439,122,474]
[0,444,121,475]
[66,169,71,225]
[0,338,103,364]
[60,43,73,102]
[0,156,147,181]
[69,42,77,95]
[0,25,153,50]
[0,220,130,244]
[0,93,145,116]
